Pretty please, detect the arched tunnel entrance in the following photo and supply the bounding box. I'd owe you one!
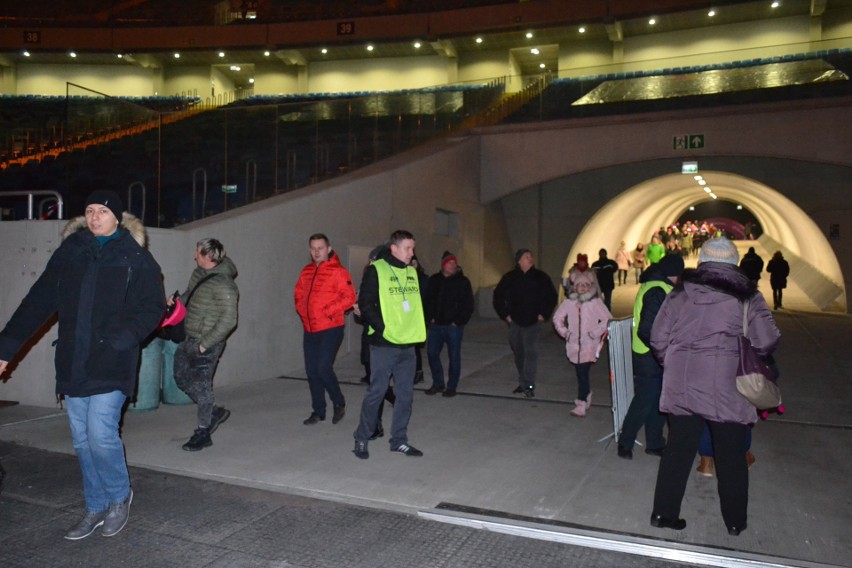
[562,171,846,312]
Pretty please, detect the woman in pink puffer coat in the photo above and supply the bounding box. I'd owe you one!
[553,268,611,417]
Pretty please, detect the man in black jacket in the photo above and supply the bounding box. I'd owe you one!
[739,246,764,284]
[424,251,474,397]
[352,230,426,459]
[492,249,558,398]
[0,191,164,540]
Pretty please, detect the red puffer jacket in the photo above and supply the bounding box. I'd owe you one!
[294,251,357,333]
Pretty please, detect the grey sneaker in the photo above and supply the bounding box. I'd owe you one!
[101,489,133,537]
[64,510,107,540]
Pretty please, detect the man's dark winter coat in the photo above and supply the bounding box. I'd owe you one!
[425,269,474,326]
[492,266,558,327]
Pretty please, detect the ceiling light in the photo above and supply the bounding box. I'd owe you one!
[710,193,718,199]
[526,32,533,39]
[693,175,703,181]
[263,51,270,56]
[321,48,328,54]
[579,26,586,34]
[689,206,695,211]
[230,65,240,71]
[218,52,225,58]
[413,41,421,49]
[366,44,374,52]
[249,78,255,84]
[649,18,657,25]
[475,37,483,44]
[708,10,716,17]
[69,51,77,58]
[539,63,546,69]
[23,50,30,57]
[698,180,707,185]
[116,53,123,59]
[771,1,781,8]
[174,52,180,59]
[737,205,743,210]
[704,187,712,193]
[531,48,540,55]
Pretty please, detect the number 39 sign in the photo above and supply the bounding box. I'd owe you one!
[337,21,355,35]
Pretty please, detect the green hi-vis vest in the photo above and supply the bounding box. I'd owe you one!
[632,280,673,354]
[369,259,426,345]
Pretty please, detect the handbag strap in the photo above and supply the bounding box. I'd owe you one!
[184,273,219,307]
[742,298,751,338]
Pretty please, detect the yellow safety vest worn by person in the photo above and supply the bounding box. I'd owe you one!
[369,259,426,345]
[632,280,673,354]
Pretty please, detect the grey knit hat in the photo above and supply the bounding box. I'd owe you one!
[698,237,739,265]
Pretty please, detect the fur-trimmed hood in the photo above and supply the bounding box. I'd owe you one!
[680,262,755,302]
[61,212,147,247]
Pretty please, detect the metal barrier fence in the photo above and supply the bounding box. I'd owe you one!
[605,316,634,443]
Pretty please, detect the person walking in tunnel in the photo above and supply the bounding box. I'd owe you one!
[615,241,631,286]
[592,248,619,311]
[649,237,780,536]
[646,235,665,266]
[766,251,790,310]
[493,249,558,399]
[552,269,610,417]
[739,247,764,285]
[632,243,646,284]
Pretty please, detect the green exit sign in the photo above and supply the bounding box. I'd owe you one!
[221,184,237,194]
[673,134,705,150]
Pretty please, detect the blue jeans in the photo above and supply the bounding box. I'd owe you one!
[426,324,464,390]
[354,345,415,448]
[572,361,593,402]
[508,321,541,388]
[66,391,131,513]
[618,353,666,450]
[303,326,346,417]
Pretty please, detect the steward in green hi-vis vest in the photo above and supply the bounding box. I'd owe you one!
[632,280,673,354]
[369,259,426,345]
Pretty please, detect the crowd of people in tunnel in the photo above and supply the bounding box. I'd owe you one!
[0,192,785,541]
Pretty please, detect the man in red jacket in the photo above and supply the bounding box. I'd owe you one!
[294,233,357,425]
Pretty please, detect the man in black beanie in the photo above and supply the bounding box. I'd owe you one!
[0,191,164,539]
[617,253,684,459]
[492,249,557,398]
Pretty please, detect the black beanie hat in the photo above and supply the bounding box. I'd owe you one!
[85,190,124,221]
[514,248,531,265]
[658,254,685,278]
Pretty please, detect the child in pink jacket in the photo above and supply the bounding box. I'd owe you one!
[553,268,611,417]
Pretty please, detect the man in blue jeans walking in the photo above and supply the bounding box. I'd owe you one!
[0,191,165,540]
[424,251,474,397]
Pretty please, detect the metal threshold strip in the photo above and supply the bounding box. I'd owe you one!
[417,508,842,568]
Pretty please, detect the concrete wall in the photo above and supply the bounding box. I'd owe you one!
[308,56,450,93]
[163,66,211,99]
[0,137,487,407]
[17,64,156,96]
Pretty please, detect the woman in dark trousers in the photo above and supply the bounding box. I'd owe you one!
[766,251,790,310]
[649,237,780,536]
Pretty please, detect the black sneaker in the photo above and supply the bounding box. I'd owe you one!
[332,405,346,424]
[617,445,633,460]
[369,426,384,440]
[353,441,369,459]
[442,389,457,398]
[391,443,423,457]
[523,386,535,398]
[512,386,524,394]
[208,406,231,434]
[303,413,325,425]
[413,370,425,384]
[645,447,665,457]
[424,385,445,395]
[182,428,212,451]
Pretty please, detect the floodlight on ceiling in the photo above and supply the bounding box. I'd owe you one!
[649,18,657,25]
[218,52,225,58]
[704,187,712,193]
[579,26,586,33]
[69,51,77,58]
[413,41,421,49]
[693,175,703,181]
[531,48,539,55]
[321,48,328,54]
[263,51,270,56]
[23,50,30,57]
[526,32,533,39]
[174,53,180,59]
[475,37,483,44]
[698,179,707,185]
[771,1,781,8]
[366,45,374,51]
[708,10,716,17]
[709,193,718,199]
[540,63,546,69]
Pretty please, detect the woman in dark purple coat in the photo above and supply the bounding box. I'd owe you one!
[648,237,780,536]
